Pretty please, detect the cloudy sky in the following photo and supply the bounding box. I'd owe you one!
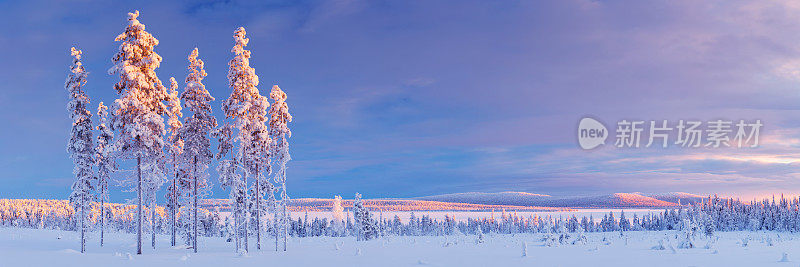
[2,0,800,201]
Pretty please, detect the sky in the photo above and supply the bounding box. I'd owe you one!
[2,0,800,201]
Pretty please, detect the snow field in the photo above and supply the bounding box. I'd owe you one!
[2,227,800,267]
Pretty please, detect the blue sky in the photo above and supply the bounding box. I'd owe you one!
[2,0,800,201]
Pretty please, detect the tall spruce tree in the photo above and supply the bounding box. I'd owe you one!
[178,48,217,253]
[108,10,170,254]
[66,47,95,254]
[95,101,115,247]
[165,77,184,247]
[269,85,292,250]
[220,27,266,253]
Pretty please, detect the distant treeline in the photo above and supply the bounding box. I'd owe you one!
[1,195,799,241]
[201,198,565,212]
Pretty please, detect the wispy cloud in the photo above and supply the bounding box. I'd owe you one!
[3,0,800,199]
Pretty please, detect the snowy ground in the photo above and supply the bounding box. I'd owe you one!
[2,227,799,267]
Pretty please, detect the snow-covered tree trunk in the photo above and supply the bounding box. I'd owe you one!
[282,204,287,250]
[151,202,156,249]
[243,174,249,253]
[249,142,273,251]
[171,173,177,247]
[108,10,170,255]
[193,155,198,253]
[137,156,142,254]
[80,201,85,252]
[98,191,102,247]
[255,164,261,250]
[66,47,95,254]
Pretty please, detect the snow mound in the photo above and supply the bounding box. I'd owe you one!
[58,248,80,254]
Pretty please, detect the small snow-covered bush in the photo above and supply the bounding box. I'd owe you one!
[521,241,527,257]
[703,237,717,249]
[779,252,789,262]
[651,239,666,250]
[475,229,485,244]
[557,232,571,245]
[572,227,587,245]
[677,219,698,249]
[541,232,557,247]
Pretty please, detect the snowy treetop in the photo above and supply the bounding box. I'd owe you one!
[223,27,267,128]
[269,85,292,138]
[222,27,270,176]
[167,77,184,156]
[179,48,217,165]
[108,9,170,159]
[65,47,95,214]
[65,47,89,112]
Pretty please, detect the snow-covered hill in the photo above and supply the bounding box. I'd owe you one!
[415,192,689,208]
[409,192,551,207]
[644,192,706,205]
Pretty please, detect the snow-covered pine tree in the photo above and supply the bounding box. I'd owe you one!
[353,193,364,241]
[66,47,96,254]
[220,27,266,253]
[619,210,630,231]
[178,48,217,253]
[95,101,115,247]
[331,195,345,236]
[165,77,184,248]
[108,10,170,254]
[476,224,485,244]
[269,84,292,250]
[353,193,377,241]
